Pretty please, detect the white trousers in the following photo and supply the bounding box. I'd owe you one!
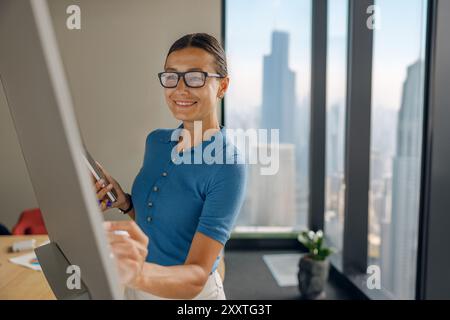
[124,270,226,300]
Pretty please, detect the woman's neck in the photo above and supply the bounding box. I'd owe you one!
[179,116,220,150]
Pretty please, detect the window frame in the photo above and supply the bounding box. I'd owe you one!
[309,0,327,232]
[416,0,450,300]
[342,0,373,276]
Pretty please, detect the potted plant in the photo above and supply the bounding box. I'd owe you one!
[297,230,333,299]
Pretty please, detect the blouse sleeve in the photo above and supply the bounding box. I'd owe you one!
[196,162,247,245]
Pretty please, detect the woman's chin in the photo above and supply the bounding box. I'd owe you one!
[170,106,196,119]
[172,112,195,122]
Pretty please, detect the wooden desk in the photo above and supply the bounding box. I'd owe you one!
[0,235,55,300]
[0,235,225,300]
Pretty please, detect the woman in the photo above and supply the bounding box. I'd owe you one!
[95,33,247,300]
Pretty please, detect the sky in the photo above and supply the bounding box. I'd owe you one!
[225,0,428,115]
[225,0,311,112]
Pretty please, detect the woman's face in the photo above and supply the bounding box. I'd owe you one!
[163,47,228,123]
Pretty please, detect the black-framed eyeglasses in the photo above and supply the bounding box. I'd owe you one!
[158,71,224,88]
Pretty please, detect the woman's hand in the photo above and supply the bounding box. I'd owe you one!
[104,221,149,287]
[92,162,129,212]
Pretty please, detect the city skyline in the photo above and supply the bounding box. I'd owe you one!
[378,60,425,299]
[226,0,427,112]
[226,0,428,299]
[325,59,425,299]
[235,30,309,229]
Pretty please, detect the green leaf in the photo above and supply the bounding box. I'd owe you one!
[318,248,332,259]
[316,235,323,250]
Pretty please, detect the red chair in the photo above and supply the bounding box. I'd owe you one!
[12,208,48,235]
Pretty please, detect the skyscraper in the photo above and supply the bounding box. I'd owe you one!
[237,144,297,227]
[234,30,307,230]
[381,60,424,299]
[261,31,297,144]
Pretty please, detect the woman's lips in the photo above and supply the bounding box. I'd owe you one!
[174,100,197,107]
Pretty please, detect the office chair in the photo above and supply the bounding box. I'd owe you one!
[12,208,48,235]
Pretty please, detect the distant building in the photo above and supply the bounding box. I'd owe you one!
[381,60,424,299]
[237,144,296,227]
[261,31,297,144]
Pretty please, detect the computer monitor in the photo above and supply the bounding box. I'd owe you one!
[0,0,122,299]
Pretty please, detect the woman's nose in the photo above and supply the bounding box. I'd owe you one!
[175,76,189,91]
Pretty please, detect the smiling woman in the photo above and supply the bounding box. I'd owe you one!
[162,35,228,133]
[94,33,247,300]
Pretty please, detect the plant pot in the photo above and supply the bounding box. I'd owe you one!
[297,255,330,300]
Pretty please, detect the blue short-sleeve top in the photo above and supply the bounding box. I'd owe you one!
[131,124,247,273]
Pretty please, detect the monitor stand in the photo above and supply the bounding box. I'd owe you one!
[35,242,91,300]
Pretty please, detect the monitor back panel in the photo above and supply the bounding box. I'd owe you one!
[0,0,121,299]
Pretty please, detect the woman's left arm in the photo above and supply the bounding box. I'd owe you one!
[107,162,247,299]
[106,221,221,299]
[134,232,223,299]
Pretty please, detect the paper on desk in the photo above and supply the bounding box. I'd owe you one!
[8,240,50,271]
[9,252,41,271]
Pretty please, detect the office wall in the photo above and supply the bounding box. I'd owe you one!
[0,0,222,229]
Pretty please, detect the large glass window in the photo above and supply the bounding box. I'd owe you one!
[368,0,428,299]
[324,0,348,265]
[225,0,312,234]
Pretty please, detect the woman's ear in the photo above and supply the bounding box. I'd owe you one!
[217,77,229,99]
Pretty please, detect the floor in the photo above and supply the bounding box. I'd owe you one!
[222,249,361,300]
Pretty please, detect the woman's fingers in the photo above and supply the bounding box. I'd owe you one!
[91,174,104,193]
[107,233,148,257]
[109,240,147,273]
[104,223,148,287]
[105,221,149,247]
[106,232,130,244]
[89,162,117,211]
[99,200,107,211]
[95,162,126,205]
[97,183,113,200]
[96,184,113,212]
[110,242,138,260]
[95,179,106,191]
